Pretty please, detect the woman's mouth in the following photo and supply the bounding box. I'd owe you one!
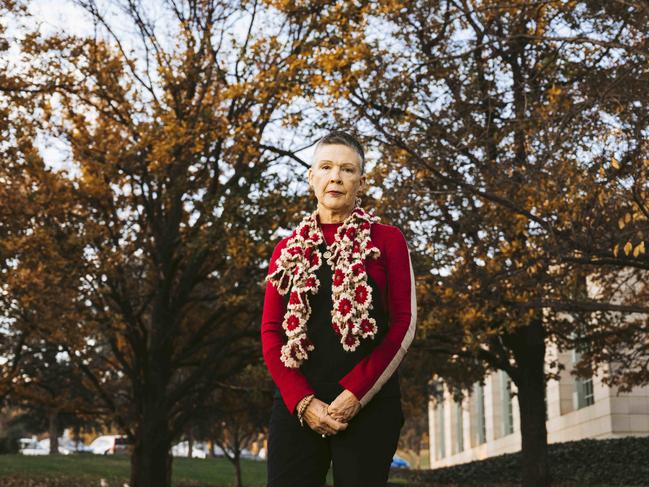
[327,190,344,196]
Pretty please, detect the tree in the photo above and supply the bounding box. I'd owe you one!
[1,5,90,434]
[7,341,100,454]
[0,0,38,406]
[273,1,649,486]
[14,0,370,485]
[206,363,273,487]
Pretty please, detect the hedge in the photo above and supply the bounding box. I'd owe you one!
[391,436,649,486]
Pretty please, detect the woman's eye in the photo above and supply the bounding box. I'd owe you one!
[344,167,354,172]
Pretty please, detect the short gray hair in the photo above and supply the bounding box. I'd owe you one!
[312,130,365,173]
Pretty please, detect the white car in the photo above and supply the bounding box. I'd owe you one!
[19,439,48,456]
[88,435,131,455]
[37,438,74,455]
[171,441,207,459]
[211,443,225,457]
[241,448,262,461]
[257,447,267,460]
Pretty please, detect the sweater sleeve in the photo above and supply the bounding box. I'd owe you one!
[339,226,417,407]
[261,238,316,414]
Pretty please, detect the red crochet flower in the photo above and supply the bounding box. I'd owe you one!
[286,314,300,331]
[287,246,302,256]
[354,285,368,305]
[346,227,356,239]
[289,291,301,305]
[333,269,345,286]
[345,334,358,347]
[360,318,374,333]
[304,276,317,288]
[351,262,365,276]
[338,297,352,316]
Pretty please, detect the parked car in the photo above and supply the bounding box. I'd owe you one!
[19,439,48,456]
[36,438,71,455]
[88,435,132,455]
[210,443,225,457]
[257,447,267,460]
[18,438,37,451]
[171,441,207,459]
[391,455,410,468]
[240,448,263,461]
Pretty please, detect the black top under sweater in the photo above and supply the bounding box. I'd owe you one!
[273,241,400,404]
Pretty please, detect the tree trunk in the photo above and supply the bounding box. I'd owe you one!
[130,408,173,487]
[48,410,59,455]
[130,342,173,487]
[234,452,243,487]
[129,296,175,487]
[511,320,550,487]
[73,424,81,451]
[188,430,193,459]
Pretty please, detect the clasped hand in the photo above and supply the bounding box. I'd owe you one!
[302,390,361,437]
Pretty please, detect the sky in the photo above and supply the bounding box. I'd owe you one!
[5,0,320,175]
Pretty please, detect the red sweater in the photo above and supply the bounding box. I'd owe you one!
[261,221,417,414]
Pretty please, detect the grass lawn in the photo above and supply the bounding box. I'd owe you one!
[0,454,268,486]
[0,454,352,486]
[0,454,637,486]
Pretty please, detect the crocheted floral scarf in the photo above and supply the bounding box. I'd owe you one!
[266,207,382,368]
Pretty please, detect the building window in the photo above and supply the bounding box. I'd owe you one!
[455,400,464,453]
[570,272,594,410]
[576,375,594,408]
[475,382,486,444]
[572,350,594,409]
[500,371,514,436]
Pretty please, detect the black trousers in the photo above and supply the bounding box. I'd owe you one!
[267,387,404,487]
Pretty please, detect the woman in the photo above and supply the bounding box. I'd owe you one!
[261,130,417,487]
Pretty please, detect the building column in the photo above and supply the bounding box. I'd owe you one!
[484,375,495,443]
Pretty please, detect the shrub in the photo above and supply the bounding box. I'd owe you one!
[391,436,649,486]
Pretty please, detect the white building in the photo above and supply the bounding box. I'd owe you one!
[428,345,649,468]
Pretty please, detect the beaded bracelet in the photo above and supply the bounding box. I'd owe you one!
[296,394,315,427]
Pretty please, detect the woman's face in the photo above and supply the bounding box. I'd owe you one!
[307,143,365,216]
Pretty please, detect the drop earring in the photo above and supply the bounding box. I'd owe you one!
[355,195,362,208]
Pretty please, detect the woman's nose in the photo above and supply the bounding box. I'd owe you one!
[330,167,342,181]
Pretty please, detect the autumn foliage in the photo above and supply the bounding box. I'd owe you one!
[2,1,649,487]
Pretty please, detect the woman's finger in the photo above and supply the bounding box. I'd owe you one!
[324,415,348,432]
